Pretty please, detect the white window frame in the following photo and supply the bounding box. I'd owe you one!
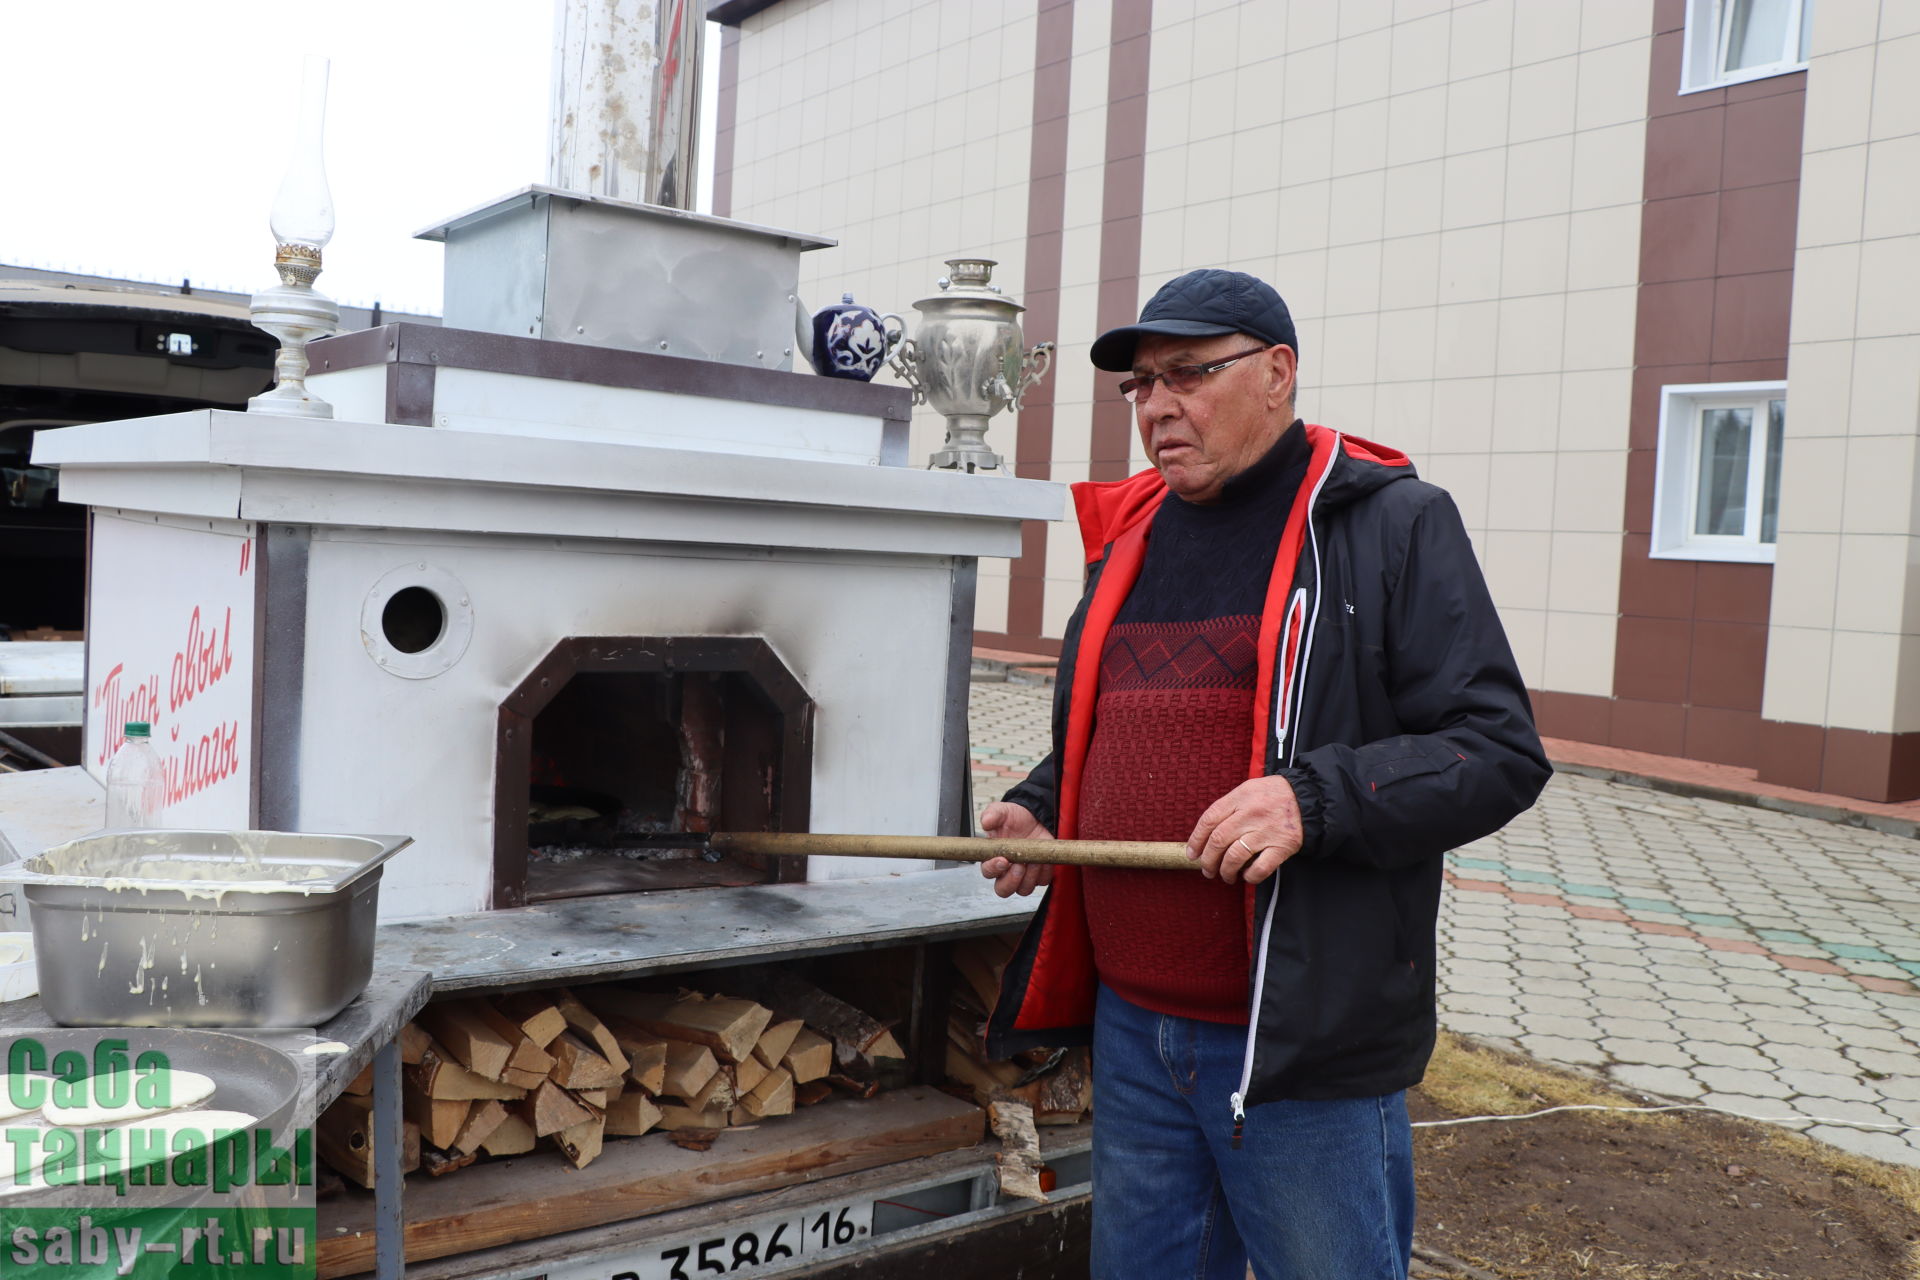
[1679,0,1812,95]
[1651,381,1786,564]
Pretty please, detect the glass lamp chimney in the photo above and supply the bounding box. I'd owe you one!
[270,56,335,252]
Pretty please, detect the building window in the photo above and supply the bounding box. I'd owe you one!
[1651,383,1786,563]
[1680,0,1813,94]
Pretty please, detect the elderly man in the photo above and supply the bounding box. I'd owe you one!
[977,269,1549,1279]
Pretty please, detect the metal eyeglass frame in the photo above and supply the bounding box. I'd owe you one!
[1119,344,1274,403]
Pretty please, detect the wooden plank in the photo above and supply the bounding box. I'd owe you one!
[316,1088,987,1278]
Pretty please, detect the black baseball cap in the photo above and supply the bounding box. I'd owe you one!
[1089,269,1298,372]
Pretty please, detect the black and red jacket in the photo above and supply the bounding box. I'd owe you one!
[988,423,1550,1111]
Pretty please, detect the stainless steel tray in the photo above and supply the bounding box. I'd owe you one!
[18,830,411,1028]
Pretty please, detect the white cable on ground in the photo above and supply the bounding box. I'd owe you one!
[1413,1101,1919,1136]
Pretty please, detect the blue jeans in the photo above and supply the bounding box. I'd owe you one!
[1090,984,1414,1280]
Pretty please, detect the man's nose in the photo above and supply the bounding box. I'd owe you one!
[1134,375,1180,418]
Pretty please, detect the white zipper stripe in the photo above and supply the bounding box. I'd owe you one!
[1234,433,1340,1124]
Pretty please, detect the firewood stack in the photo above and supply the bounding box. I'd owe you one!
[944,933,1091,1125]
[318,972,906,1185]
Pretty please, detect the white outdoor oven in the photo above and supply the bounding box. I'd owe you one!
[34,192,1061,922]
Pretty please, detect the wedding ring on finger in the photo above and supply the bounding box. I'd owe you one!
[1235,835,1257,857]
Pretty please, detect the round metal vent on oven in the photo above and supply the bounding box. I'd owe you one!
[360,564,475,679]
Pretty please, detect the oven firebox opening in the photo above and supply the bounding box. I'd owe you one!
[494,637,814,909]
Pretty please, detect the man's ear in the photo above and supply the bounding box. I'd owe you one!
[1266,345,1298,411]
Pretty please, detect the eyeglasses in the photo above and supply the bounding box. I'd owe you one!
[1118,345,1273,403]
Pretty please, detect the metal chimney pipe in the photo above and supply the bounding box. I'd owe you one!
[549,0,704,209]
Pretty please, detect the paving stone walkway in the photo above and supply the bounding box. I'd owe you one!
[967,675,1920,1167]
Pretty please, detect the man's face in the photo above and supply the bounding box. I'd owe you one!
[1130,332,1297,504]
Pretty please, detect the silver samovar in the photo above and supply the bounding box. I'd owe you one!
[891,258,1053,472]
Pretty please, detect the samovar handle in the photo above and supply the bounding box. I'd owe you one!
[888,335,928,406]
[1014,341,1055,411]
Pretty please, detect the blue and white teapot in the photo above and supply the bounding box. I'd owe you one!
[809,293,907,381]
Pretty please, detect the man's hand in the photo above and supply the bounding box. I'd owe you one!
[1187,775,1304,884]
[978,801,1055,898]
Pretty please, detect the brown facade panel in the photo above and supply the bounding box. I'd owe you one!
[1710,270,1793,364]
[1715,181,1801,276]
[1634,280,1716,366]
[1610,698,1689,757]
[1754,719,1826,792]
[1683,706,1763,769]
[1686,620,1768,713]
[1617,536,1697,618]
[1640,193,1720,283]
[1722,85,1807,189]
[1606,4,1809,782]
[1691,562,1772,625]
[1820,729,1920,805]
[1529,690,1612,745]
[1644,104,1725,194]
[973,629,1065,659]
[1613,616,1693,704]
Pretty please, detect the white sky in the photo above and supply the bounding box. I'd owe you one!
[0,1,721,316]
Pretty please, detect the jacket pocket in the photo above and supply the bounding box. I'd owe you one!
[1367,736,1462,789]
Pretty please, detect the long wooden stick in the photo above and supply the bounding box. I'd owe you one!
[709,831,1197,872]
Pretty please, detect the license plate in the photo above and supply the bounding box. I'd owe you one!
[523,1197,877,1280]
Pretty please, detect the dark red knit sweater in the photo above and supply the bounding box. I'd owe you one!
[1076,424,1308,1024]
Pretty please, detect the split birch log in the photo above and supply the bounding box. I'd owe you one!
[553,988,630,1075]
[501,1065,548,1091]
[656,1102,731,1131]
[475,1004,557,1077]
[716,967,904,1066]
[450,1098,510,1155]
[739,1067,794,1119]
[409,1038,525,1101]
[342,1063,374,1096]
[417,1000,516,1081]
[493,991,568,1048]
[555,1114,605,1169]
[398,1022,432,1065]
[781,1028,833,1084]
[752,1018,805,1070]
[480,1112,537,1157]
[733,1052,770,1097]
[604,1091,664,1137]
[548,1032,626,1090]
[684,1064,737,1113]
[405,1093,472,1150]
[421,1144,478,1177]
[599,1015,670,1094]
[588,989,771,1064]
[987,1097,1048,1202]
[660,1040,720,1098]
[521,1079,596,1137]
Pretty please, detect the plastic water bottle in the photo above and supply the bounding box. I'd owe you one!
[104,722,165,829]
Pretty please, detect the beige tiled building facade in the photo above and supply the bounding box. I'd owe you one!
[711,0,1920,803]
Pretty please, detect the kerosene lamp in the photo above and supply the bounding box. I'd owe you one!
[248,56,340,419]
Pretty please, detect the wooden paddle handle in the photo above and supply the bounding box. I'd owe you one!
[709,831,1198,872]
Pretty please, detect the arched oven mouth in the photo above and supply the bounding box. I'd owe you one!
[494,636,814,908]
